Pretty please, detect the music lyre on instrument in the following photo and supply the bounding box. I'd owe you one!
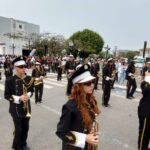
[23,84,31,118]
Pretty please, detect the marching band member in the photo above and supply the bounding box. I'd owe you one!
[4,56,34,150]
[56,64,100,150]
[32,62,46,104]
[4,56,13,78]
[126,60,137,99]
[65,55,76,95]
[102,58,113,107]
[138,70,150,150]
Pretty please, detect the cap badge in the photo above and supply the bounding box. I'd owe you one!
[84,65,88,70]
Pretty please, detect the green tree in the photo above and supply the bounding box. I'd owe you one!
[125,51,136,62]
[99,51,105,58]
[32,33,65,56]
[68,29,104,58]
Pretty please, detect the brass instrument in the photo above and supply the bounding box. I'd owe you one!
[23,84,31,118]
[111,70,116,80]
[88,114,99,150]
[34,77,43,86]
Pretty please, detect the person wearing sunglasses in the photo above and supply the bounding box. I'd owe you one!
[4,56,34,150]
[32,61,46,104]
[102,58,113,107]
[56,64,100,150]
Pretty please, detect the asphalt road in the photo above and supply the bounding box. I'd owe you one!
[0,72,144,150]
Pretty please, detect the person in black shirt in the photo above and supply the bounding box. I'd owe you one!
[56,64,100,150]
[4,56,34,150]
[65,55,76,95]
[102,58,113,107]
[126,60,137,99]
[93,59,100,90]
[138,71,150,150]
[32,62,46,104]
[4,57,13,78]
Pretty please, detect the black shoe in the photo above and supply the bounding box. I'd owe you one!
[130,96,135,99]
[106,104,111,107]
[22,145,30,150]
[127,96,132,99]
[103,104,111,107]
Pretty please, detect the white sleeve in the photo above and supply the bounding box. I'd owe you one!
[72,131,86,148]
[12,95,20,104]
[129,73,132,76]
[106,76,110,80]
[27,92,31,97]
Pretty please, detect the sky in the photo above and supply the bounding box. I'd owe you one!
[1,0,150,51]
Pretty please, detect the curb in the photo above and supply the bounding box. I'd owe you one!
[98,82,141,93]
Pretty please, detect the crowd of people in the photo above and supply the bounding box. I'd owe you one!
[1,53,150,150]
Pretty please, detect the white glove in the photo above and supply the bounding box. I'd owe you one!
[106,77,110,80]
[40,76,44,79]
[27,92,31,98]
[145,76,150,83]
[129,73,132,76]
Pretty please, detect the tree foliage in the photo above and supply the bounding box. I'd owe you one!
[32,33,65,56]
[68,29,104,57]
[125,51,136,62]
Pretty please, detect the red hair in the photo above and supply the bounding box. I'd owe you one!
[68,83,100,132]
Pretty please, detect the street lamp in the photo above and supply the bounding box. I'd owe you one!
[68,40,74,54]
[104,45,110,60]
[68,40,79,58]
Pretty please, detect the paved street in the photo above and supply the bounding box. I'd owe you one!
[0,70,143,150]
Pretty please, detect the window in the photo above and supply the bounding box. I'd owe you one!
[19,24,22,29]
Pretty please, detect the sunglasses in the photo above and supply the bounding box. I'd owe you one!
[83,80,95,86]
[17,65,26,69]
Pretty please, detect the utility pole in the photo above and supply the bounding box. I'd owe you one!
[12,43,15,55]
[143,41,147,58]
[104,45,110,60]
[114,46,117,57]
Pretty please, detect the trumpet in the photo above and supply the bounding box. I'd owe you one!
[88,114,99,150]
[23,84,31,118]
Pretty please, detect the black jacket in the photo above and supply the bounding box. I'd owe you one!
[102,64,112,81]
[56,100,88,150]
[4,75,34,118]
[138,81,150,118]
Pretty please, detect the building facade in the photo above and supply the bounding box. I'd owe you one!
[0,16,40,55]
[139,48,150,58]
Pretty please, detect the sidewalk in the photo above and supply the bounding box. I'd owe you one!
[113,83,141,93]
[99,81,141,93]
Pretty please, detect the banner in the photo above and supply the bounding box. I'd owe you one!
[29,48,36,56]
